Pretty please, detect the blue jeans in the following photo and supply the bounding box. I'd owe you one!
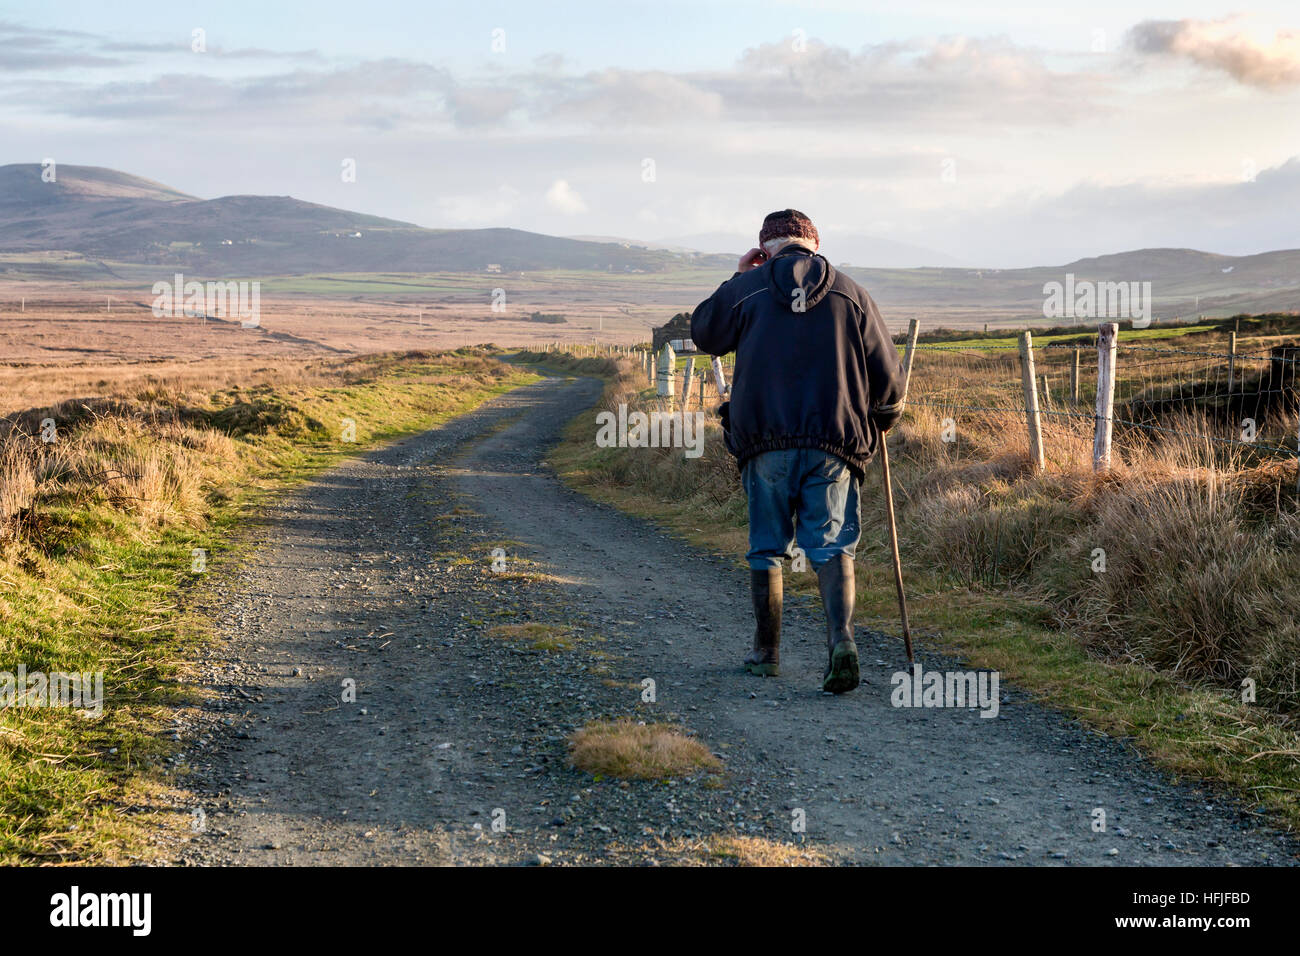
[741,449,861,571]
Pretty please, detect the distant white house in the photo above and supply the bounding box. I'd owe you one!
[351,232,362,238]
[486,263,502,273]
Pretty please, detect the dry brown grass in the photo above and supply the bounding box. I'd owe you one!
[568,719,722,780]
[891,402,1300,709]
[611,834,831,866]
[0,414,241,542]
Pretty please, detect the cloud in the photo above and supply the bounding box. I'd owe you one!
[541,68,723,126]
[545,179,587,214]
[0,19,94,41]
[99,40,323,61]
[718,35,1105,126]
[1129,18,1300,89]
[12,28,1107,134]
[38,60,455,130]
[919,156,1300,266]
[434,185,521,225]
[0,19,322,72]
[0,21,122,70]
[0,47,122,70]
[446,84,522,127]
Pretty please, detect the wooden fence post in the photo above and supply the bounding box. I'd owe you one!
[901,318,921,405]
[682,356,695,410]
[657,344,676,399]
[1041,374,1053,412]
[1070,348,1081,406]
[1094,322,1118,472]
[1019,330,1046,472]
[1228,330,1237,393]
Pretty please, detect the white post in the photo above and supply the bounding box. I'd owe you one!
[711,356,729,398]
[1019,330,1045,473]
[682,356,695,410]
[1094,322,1118,472]
[1228,330,1237,393]
[657,345,676,399]
[901,317,921,405]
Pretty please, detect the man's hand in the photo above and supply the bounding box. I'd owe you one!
[738,247,768,273]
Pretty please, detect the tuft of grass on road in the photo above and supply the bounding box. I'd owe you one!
[609,834,830,866]
[569,719,722,780]
[0,350,538,863]
[487,622,574,651]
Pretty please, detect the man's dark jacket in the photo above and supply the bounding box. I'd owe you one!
[690,244,905,479]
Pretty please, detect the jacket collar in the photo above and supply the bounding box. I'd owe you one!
[773,242,817,259]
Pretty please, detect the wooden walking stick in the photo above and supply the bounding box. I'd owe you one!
[878,436,913,664]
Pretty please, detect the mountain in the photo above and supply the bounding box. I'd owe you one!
[839,247,1300,316]
[0,164,727,275]
[2,166,1298,318]
[565,235,703,255]
[0,165,196,204]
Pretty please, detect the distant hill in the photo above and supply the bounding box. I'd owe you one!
[565,235,703,255]
[2,166,1298,319]
[667,230,966,269]
[0,165,196,204]
[840,246,1300,318]
[0,164,728,275]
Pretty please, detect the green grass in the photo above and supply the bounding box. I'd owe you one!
[0,351,538,863]
[912,324,1221,351]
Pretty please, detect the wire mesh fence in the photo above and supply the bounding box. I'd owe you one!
[557,325,1300,477]
[1109,343,1300,459]
[903,330,1300,472]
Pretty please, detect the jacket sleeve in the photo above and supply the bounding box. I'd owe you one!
[861,292,906,431]
[690,273,742,356]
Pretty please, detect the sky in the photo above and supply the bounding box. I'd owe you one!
[3,0,1300,266]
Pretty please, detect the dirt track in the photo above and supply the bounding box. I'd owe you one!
[178,373,1300,865]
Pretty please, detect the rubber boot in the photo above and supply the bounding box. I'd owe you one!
[817,554,860,693]
[743,568,782,677]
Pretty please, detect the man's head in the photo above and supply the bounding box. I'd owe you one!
[759,209,819,257]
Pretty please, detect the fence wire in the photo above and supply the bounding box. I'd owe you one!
[553,334,1300,465]
[904,337,1300,463]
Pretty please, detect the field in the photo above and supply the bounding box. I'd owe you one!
[12,259,1286,420]
[3,254,1300,860]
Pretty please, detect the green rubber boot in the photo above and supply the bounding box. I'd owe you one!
[743,567,782,677]
[817,555,860,693]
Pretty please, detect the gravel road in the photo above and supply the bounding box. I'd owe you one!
[175,373,1300,866]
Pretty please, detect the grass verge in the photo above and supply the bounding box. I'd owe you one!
[0,348,538,863]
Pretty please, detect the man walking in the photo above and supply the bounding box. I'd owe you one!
[691,210,905,693]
